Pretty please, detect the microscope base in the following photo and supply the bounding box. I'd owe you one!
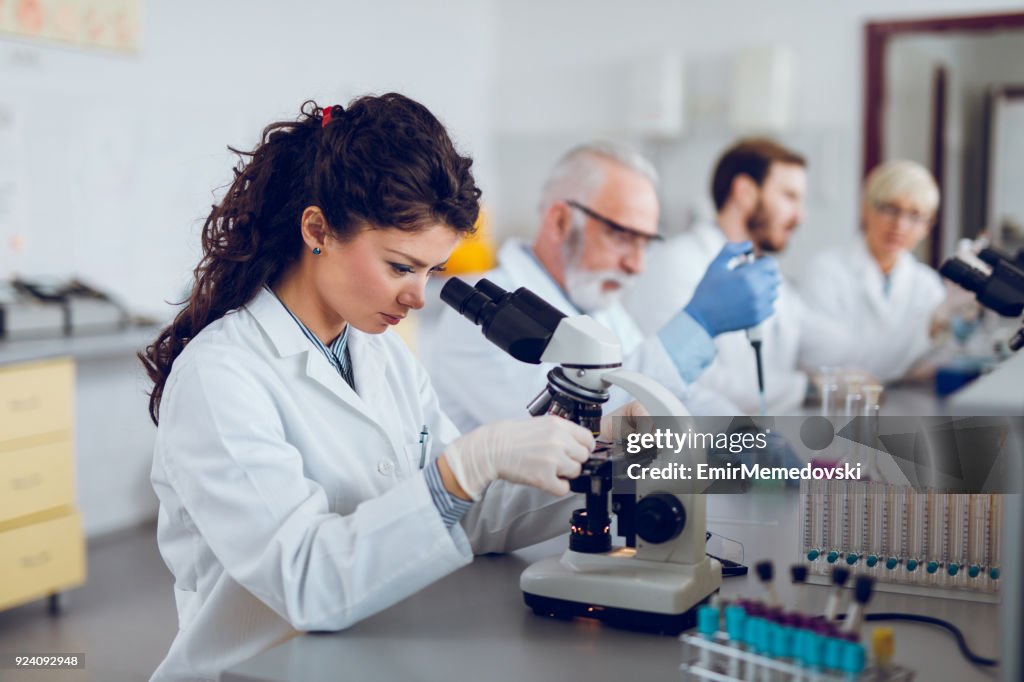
[521,549,722,635]
[523,591,712,635]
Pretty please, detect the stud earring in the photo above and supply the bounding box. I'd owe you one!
[312,247,321,255]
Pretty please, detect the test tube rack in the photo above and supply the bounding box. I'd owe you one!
[680,630,914,681]
[799,480,1002,602]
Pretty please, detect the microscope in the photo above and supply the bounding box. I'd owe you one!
[940,245,1024,351]
[441,278,722,634]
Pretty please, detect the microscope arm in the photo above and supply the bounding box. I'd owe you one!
[603,368,689,417]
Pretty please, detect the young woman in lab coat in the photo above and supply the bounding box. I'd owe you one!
[140,95,596,682]
[799,160,946,381]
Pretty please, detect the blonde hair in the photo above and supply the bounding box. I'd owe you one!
[863,160,940,216]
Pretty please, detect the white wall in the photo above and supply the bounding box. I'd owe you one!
[489,0,1024,277]
[0,0,498,320]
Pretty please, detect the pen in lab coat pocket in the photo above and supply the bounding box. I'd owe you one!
[418,424,429,468]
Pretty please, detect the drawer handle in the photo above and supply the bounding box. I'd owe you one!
[20,550,52,568]
[10,473,44,490]
[9,396,41,412]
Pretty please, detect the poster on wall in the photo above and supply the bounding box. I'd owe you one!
[0,0,141,53]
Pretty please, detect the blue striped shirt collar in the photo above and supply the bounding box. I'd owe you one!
[263,285,355,388]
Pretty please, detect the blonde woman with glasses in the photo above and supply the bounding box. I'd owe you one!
[800,160,946,381]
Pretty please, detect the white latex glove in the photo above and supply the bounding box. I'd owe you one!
[598,400,652,444]
[444,415,595,500]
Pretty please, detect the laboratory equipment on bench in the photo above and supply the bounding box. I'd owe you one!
[680,561,917,681]
[799,481,1003,601]
[0,277,130,339]
[939,246,1024,351]
[440,277,722,634]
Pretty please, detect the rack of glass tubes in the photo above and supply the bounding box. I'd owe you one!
[799,480,1002,600]
[679,597,914,681]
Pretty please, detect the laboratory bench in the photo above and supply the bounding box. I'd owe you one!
[0,325,160,366]
[222,490,1001,682]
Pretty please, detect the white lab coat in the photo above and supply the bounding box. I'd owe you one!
[150,288,577,682]
[422,239,736,434]
[799,237,945,381]
[622,221,859,415]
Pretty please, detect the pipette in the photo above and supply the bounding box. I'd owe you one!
[733,250,767,415]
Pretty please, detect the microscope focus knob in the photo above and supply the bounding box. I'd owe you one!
[635,493,686,544]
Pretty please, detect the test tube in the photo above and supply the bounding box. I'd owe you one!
[828,480,846,564]
[883,485,904,574]
[862,384,884,481]
[906,488,926,581]
[816,481,828,563]
[819,366,841,420]
[865,481,886,574]
[801,480,823,561]
[988,494,1003,590]
[847,480,867,567]
[926,490,948,585]
[967,494,989,582]
[944,494,968,587]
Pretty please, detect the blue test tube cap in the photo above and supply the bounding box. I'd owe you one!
[827,551,839,564]
[947,563,960,577]
[824,637,844,671]
[990,567,1001,580]
[744,617,760,652]
[697,605,719,635]
[906,559,918,572]
[807,549,820,561]
[968,564,980,578]
[842,642,867,675]
[927,560,939,574]
[885,557,899,570]
[866,554,879,568]
[803,632,824,668]
[846,553,859,565]
[779,626,796,659]
[725,604,747,641]
[766,622,782,657]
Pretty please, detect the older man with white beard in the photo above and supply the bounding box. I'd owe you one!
[422,142,781,432]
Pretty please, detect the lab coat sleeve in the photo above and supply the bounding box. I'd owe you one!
[157,351,472,632]
[460,482,580,554]
[655,310,717,383]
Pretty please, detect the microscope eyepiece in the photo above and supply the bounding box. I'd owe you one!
[439,277,494,325]
[440,277,567,364]
[939,258,989,295]
[940,256,1024,318]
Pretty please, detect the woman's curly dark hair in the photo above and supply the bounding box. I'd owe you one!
[140,93,481,425]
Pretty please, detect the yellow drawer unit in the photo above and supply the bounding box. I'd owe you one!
[0,357,74,442]
[0,440,75,524]
[0,511,86,612]
[0,356,84,614]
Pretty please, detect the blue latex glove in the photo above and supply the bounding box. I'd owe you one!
[684,241,781,337]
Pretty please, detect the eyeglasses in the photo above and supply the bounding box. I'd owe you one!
[873,201,932,227]
[565,200,662,250]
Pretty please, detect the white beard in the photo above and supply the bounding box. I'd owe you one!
[565,266,635,313]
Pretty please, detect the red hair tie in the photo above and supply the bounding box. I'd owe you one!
[322,105,340,129]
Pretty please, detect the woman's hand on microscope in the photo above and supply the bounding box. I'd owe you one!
[440,416,594,500]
